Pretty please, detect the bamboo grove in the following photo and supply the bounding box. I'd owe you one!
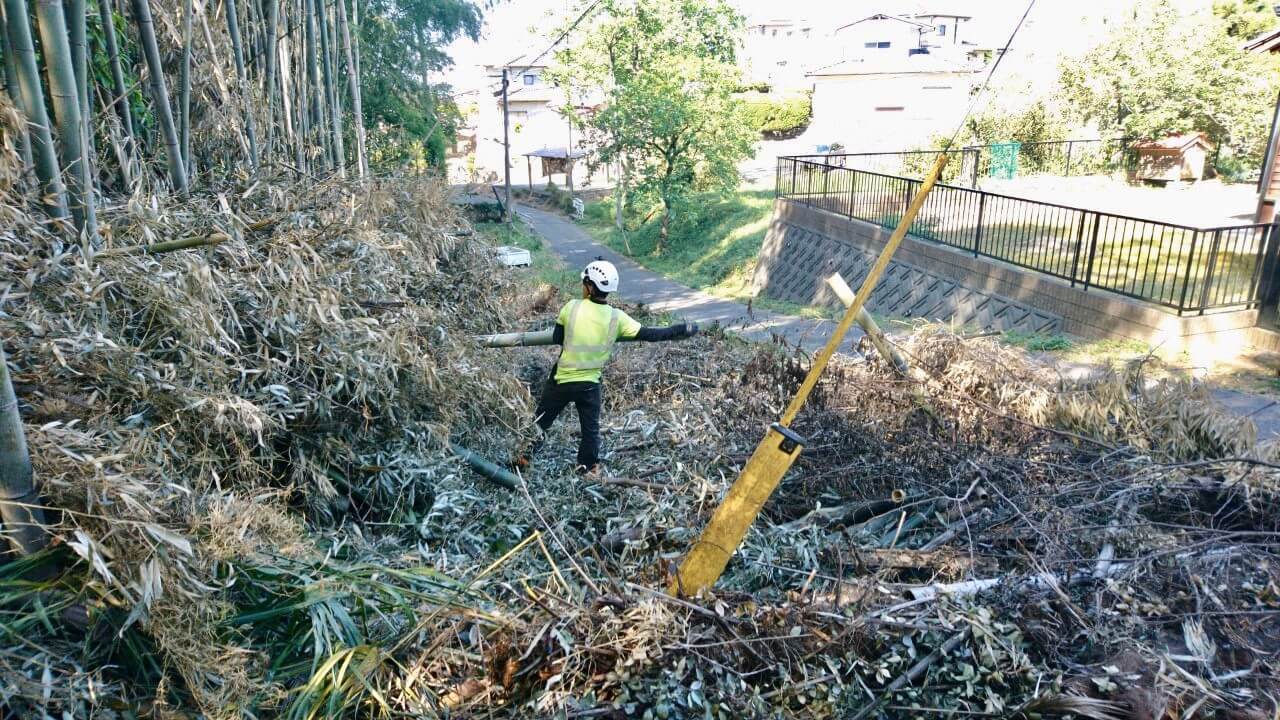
[0,0,372,243]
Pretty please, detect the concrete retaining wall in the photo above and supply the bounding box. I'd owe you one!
[753,199,1261,356]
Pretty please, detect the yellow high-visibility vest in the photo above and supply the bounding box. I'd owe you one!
[555,299,634,384]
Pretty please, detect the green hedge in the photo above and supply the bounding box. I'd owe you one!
[741,94,812,136]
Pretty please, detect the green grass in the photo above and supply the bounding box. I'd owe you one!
[579,190,775,301]
[1001,331,1074,353]
[474,219,580,296]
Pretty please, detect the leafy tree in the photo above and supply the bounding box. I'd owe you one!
[1059,0,1278,166]
[359,0,481,168]
[549,0,754,250]
[1213,0,1277,40]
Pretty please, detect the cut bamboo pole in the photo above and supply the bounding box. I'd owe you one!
[314,0,343,176]
[450,443,518,491]
[95,231,230,257]
[825,272,908,374]
[476,327,695,348]
[4,0,70,222]
[333,0,364,176]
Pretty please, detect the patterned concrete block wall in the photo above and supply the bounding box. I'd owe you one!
[753,199,1262,353]
[754,207,1063,334]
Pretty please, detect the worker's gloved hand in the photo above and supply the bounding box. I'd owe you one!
[671,320,699,337]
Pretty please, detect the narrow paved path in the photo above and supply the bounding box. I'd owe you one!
[516,204,1280,439]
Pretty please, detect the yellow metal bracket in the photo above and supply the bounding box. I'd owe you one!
[669,153,950,596]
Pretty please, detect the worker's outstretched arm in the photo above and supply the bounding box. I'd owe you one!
[635,321,697,341]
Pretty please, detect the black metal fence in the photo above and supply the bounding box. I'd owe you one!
[776,156,1275,315]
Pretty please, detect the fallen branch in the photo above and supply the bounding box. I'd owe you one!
[95,231,231,257]
[848,629,968,720]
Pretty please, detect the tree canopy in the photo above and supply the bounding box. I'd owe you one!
[1058,0,1278,165]
[548,0,754,249]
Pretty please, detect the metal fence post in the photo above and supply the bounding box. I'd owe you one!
[1255,220,1280,325]
[1068,211,1088,286]
[848,169,858,221]
[973,192,986,257]
[1082,212,1102,291]
[1196,229,1223,315]
[1064,141,1074,177]
[1177,231,1202,315]
[969,147,980,189]
[790,159,797,197]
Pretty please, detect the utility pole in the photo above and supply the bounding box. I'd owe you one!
[501,67,512,225]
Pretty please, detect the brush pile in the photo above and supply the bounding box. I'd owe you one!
[2,165,1278,719]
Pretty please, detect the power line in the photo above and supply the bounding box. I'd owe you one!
[944,0,1038,152]
[496,0,606,100]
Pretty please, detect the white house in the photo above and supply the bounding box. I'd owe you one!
[742,17,816,88]
[805,51,979,152]
[831,14,935,58]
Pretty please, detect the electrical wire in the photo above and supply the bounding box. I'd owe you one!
[496,0,607,100]
[943,0,1039,152]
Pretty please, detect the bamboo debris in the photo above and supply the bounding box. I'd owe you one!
[826,272,908,374]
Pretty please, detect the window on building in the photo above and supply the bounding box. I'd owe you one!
[864,41,891,49]
[909,47,930,56]
[938,23,947,36]
[922,85,952,90]
[771,28,777,36]
[523,74,536,86]
[802,28,810,38]
[874,106,904,112]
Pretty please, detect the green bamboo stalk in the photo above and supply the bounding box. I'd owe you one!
[302,0,326,168]
[315,0,343,176]
[225,0,259,169]
[262,0,279,158]
[96,0,135,146]
[178,0,192,174]
[3,0,69,222]
[333,0,364,177]
[0,346,48,557]
[130,0,189,194]
[34,0,98,241]
[65,0,91,157]
[0,3,34,174]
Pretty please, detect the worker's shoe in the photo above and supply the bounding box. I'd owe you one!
[575,463,604,480]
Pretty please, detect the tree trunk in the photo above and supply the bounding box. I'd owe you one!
[131,0,189,194]
[333,0,364,176]
[35,0,98,241]
[96,0,136,159]
[0,346,48,557]
[262,0,279,158]
[178,0,192,175]
[314,0,343,176]
[0,3,34,175]
[225,0,259,169]
[3,0,70,222]
[614,157,625,230]
[659,196,670,254]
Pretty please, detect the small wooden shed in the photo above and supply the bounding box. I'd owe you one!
[1129,133,1214,183]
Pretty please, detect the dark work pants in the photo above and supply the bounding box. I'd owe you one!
[532,375,603,467]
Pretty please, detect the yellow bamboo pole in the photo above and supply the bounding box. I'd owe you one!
[670,153,949,597]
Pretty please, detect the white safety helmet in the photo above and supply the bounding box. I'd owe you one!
[582,259,620,294]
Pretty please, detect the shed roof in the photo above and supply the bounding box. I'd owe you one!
[522,147,589,159]
[1132,133,1214,152]
[1244,27,1280,54]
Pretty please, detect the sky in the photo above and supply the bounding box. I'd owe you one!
[441,0,1216,95]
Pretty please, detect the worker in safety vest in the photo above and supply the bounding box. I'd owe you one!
[516,259,697,475]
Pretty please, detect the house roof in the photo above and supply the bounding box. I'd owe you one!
[1132,132,1214,151]
[1244,27,1280,53]
[807,52,977,77]
[833,13,934,34]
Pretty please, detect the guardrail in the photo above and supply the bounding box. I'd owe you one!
[776,155,1275,315]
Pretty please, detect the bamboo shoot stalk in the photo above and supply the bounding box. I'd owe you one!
[225,0,259,169]
[130,0,189,195]
[35,0,98,241]
[178,0,192,174]
[3,0,70,222]
[0,345,48,557]
[333,0,364,176]
[314,0,342,175]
